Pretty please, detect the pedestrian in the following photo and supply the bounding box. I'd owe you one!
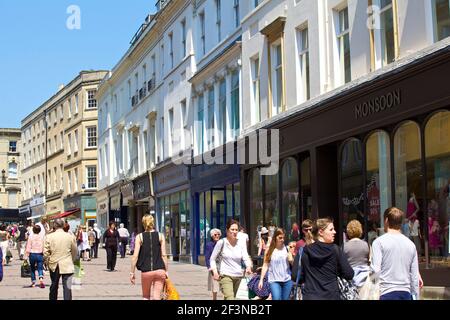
[16,222,28,260]
[43,219,78,300]
[88,227,96,259]
[259,228,293,300]
[257,227,271,267]
[290,223,300,242]
[118,223,130,258]
[237,226,249,253]
[103,222,120,272]
[210,219,252,300]
[205,228,222,300]
[295,219,314,254]
[25,224,45,288]
[93,223,102,258]
[129,229,137,256]
[77,226,90,261]
[130,215,168,300]
[36,217,50,238]
[371,207,420,300]
[343,220,370,290]
[0,225,10,265]
[300,218,354,300]
[287,241,297,259]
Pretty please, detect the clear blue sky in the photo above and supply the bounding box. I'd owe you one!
[0,0,156,129]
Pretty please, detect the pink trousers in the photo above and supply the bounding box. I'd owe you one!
[141,269,166,300]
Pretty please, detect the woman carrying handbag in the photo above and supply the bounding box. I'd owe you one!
[130,215,168,300]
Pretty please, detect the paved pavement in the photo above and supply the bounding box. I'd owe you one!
[0,248,218,300]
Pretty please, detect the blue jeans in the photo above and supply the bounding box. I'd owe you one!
[29,253,44,283]
[269,280,293,300]
[380,291,412,300]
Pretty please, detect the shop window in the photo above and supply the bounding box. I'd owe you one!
[164,196,171,256]
[265,174,279,236]
[341,139,364,239]
[233,184,241,222]
[425,111,450,259]
[282,158,299,242]
[394,121,422,225]
[433,0,450,42]
[250,169,263,257]
[366,131,392,236]
[300,156,312,221]
[199,192,205,255]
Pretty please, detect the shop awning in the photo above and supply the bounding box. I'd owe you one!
[47,208,81,221]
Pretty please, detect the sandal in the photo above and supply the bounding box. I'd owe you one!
[30,283,35,288]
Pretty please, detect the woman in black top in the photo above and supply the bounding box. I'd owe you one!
[130,215,168,300]
[103,222,120,272]
[300,218,354,300]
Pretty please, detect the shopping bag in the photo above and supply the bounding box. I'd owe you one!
[359,274,380,300]
[236,277,250,300]
[163,278,180,300]
[21,260,31,278]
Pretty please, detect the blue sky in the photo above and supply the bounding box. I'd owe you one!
[0,0,156,128]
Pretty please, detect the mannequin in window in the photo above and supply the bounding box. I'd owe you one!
[406,192,420,221]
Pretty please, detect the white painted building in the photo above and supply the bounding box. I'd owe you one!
[241,0,449,130]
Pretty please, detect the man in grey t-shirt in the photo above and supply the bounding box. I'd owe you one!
[371,207,419,300]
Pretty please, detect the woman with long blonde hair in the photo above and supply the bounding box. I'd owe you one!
[130,215,168,300]
[258,228,293,300]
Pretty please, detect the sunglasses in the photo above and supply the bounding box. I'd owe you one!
[289,245,295,248]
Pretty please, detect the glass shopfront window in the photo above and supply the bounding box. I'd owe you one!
[341,139,365,238]
[199,192,205,255]
[366,131,392,233]
[300,156,312,221]
[198,183,241,255]
[282,158,299,242]
[234,183,241,222]
[250,169,264,256]
[394,121,422,238]
[425,111,450,259]
[265,174,279,237]
[163,196,171,256]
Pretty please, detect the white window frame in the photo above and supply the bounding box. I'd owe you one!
[432,0,450,42]
[271,40,284,116]
[199,12,206,55]
[8,162,18,179]
[68,171,72,194]
[297,26,310,103]
[371,0,397,69]
[336,6,351,85]
[86,166,97,190]
[87,90,97,109]
[169,32,174,69]
[74,129,79,153]
[251,56,260,123]
[86,126,97,148]
[234,0,240,28]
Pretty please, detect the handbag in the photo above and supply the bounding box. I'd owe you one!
[337,276,359,300]
[163,278,180,300]
[334,246,359,300]
[236,276,250,300]
[215,239,225,275]
[21,260,31,278]
[359,274,380,300]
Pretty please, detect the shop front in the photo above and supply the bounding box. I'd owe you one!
[243,43,450,286]
[18,204,31,222]
[132,173,153,233]
[95,189,109,231]
[108,181,128,227]
[64,195,97,227]
[153,163,190,263]
[191,164,241,265]
[45,197,63,219]
[28,196,45,223]
[120,181,134,229]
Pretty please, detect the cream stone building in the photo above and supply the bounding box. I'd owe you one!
[0,129,21,210]
[21,71,107,226]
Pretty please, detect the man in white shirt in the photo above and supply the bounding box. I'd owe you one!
[117,223,130,258]
[92,223,102,259]
[371,207,420,300]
